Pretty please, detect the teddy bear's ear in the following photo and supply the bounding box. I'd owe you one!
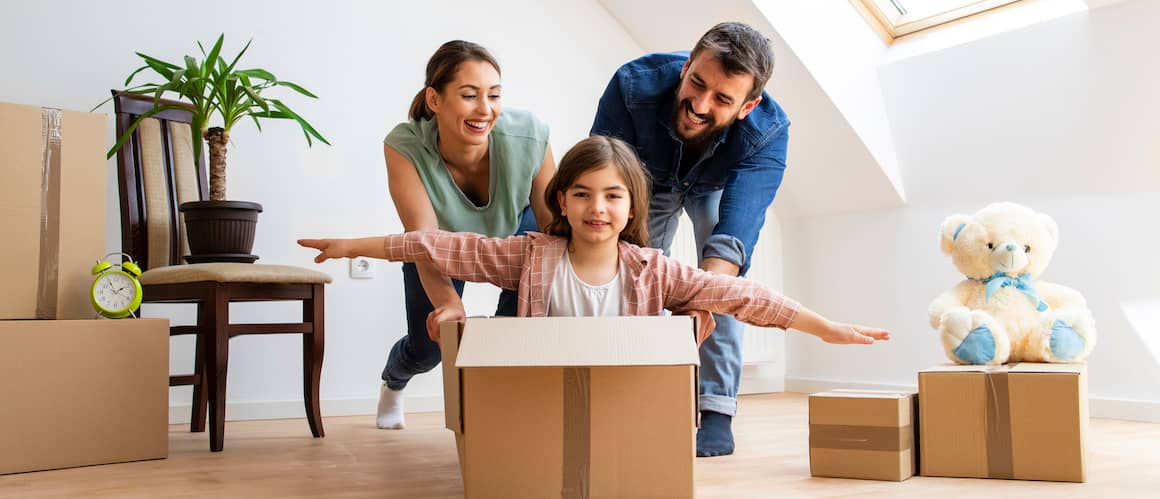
[940,214,973,255]
[1038,212,1059,243]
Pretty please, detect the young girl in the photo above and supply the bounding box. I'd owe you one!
[298,135,889,428]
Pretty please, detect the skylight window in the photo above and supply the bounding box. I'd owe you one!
[855,0,1024,40]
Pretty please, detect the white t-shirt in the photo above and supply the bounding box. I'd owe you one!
[547,250,626,317]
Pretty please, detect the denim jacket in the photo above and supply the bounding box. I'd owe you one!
[591,51,790,275]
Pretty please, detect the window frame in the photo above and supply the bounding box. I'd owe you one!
[854,0,1025,40]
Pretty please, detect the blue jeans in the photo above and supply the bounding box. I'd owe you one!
[649,189,744,417]
[381,206,537,390]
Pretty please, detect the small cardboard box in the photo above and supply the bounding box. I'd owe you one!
[0,101,106,320]
[918,363,1087,482]
[441,316,699,499]
[809,389,918,481]
[0,319,169,474]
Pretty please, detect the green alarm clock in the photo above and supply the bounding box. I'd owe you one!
[90,252,143,319]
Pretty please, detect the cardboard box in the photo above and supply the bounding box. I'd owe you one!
[0,319,169,474]
[0,101,107,320]
[809,390,917,481]
[441,316,699,498]
[918,363,1087,482]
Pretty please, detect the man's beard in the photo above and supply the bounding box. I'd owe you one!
[673,99,729,145]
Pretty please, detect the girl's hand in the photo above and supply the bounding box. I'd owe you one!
[818,322,891,344]
[297,239,352,263]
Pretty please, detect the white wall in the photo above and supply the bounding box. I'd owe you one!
[0,0,642,420]
[783,0,1160,419]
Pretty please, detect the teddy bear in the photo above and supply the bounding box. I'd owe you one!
[928,202,1096,365]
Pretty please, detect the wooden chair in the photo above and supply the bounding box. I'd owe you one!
[111,91,331,452]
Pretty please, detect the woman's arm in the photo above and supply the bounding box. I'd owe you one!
[385,143,465,330]
[529,144,556,232]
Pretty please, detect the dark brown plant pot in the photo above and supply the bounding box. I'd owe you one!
[179,200,263,263]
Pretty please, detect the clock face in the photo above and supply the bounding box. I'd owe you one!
[93,272,138,312]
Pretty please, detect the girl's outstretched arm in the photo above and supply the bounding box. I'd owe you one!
[298,237,387,262]
[383,230,528,291]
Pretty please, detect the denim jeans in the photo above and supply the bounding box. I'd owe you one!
[649,189,744,417]
[381,206,537,389]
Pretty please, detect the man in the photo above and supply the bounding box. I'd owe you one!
[591,22,789,457]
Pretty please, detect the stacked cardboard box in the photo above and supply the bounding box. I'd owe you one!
[0,101,169,475]
[918,363,1087,482]
[0,101,106,320]
[809,390,918,481]
[441,316,699,498]
[0,319,169,474]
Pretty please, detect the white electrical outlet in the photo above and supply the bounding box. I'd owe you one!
[349,257,374,279]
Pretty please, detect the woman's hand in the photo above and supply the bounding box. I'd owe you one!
[297,239,353,263]
[427,304,466,343]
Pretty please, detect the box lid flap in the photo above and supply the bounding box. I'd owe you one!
[812,389,915,399]
[1009,362,1086,374]
[919,362,1086,375]
[454,316,699,367]
[919,364,992,373]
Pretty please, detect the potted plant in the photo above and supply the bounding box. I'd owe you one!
[102,34,328,263]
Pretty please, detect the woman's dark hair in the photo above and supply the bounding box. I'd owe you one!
[408,40,501,121]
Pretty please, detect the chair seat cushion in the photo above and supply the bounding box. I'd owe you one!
[140,263,333,285]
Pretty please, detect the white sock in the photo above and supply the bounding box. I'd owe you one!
[376,382,406,429]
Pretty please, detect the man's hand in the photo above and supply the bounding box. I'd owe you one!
[701,257,741,277]
[298,239,352,263]
[427,305,466,343]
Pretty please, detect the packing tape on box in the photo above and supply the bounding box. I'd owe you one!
[36,108,62,319]
[985,367,1015,479]
[562,367,590,499]
[809,424,914,452]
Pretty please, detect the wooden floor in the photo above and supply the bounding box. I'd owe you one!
[2,393,1158,498]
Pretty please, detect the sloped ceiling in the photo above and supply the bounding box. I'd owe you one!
[597,0,906,218]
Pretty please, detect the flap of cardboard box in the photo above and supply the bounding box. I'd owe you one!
[919,362,1085,375]
[454,316,699,368]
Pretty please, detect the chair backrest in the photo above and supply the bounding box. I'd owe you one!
[112,91,208,270]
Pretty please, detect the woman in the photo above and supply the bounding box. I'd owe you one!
[377,40,555,429]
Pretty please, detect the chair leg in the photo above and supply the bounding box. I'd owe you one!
[206,285,230,452]
[190,303,209,433]
[303,283,325,438]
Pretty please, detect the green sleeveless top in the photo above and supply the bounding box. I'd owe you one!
[384,109,549,237]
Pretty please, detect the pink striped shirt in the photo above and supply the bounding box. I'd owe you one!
[383,230,801,340]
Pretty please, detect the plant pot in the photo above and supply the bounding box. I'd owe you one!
[179,200,263,263]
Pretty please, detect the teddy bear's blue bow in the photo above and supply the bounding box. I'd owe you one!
[976,272,1049,312]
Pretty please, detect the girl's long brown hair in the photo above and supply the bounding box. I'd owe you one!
[544,135,652,247]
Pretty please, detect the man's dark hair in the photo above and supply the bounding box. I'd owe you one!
[689,22,775,101]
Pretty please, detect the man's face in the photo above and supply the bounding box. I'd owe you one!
[672,52,762,144]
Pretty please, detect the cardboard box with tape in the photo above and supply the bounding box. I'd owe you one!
[808,390,918,481]
[0,101,107,320]
[0,319,169,475]
[440,316,699,498]
[918,363,1087,482]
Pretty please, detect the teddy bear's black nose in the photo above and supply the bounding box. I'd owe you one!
[1005,243,1016,251]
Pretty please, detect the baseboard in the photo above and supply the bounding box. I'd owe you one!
[168,393,445,425]
[738,362,785,394]
[1088,397,1160,423]
[783,377,1160,423]
[169,364,790,423]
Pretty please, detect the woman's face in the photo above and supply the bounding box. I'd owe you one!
[429,59,502,147]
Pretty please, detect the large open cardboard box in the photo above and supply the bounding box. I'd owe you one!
[441,316,699,498]
[918,363,1087,482]
[0,319,169,475]
[0,101,106,320]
